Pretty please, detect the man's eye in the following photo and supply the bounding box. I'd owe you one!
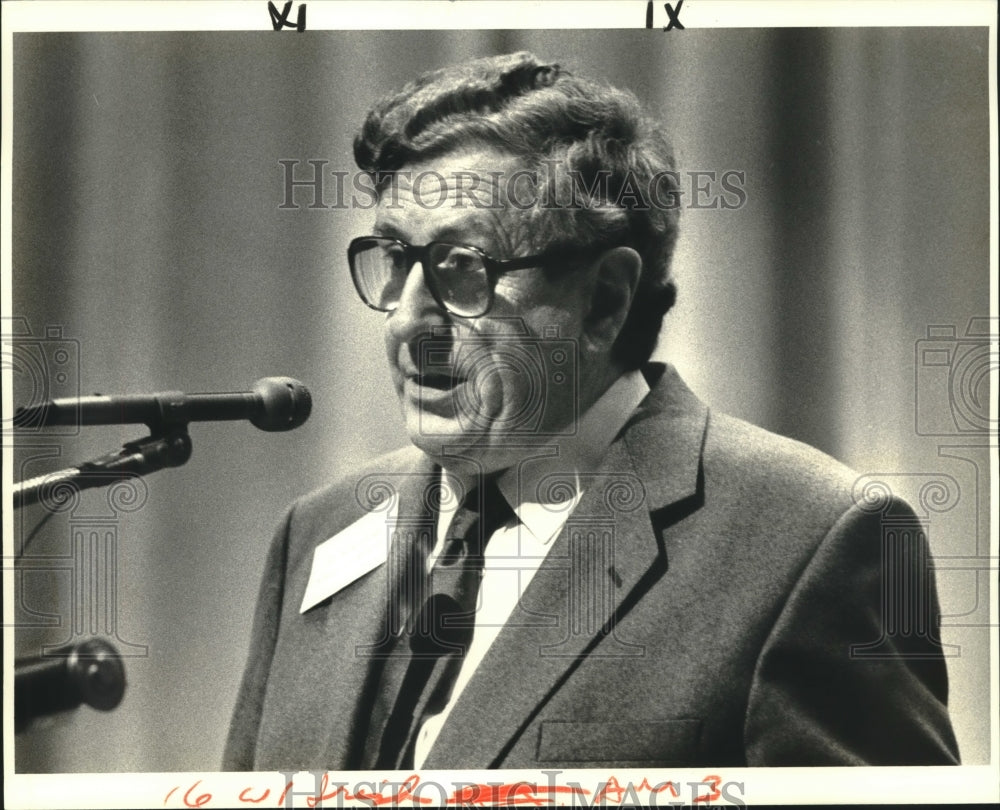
[439,249,479,273]
[381,245,407,269]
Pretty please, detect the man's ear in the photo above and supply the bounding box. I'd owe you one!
[583,246,642,352]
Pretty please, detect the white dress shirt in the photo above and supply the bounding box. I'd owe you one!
[412,369,650,767]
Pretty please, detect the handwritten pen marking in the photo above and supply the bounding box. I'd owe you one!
[267,1,306,32]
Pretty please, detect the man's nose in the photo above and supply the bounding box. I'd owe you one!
[386,261,448,341]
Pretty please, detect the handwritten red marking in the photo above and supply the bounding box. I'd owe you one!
[354,775,432,806]
[635,778,679,797]
[447,782,588,806]
[693,774,722,803]
[305,773,347,807]
[238,786,271,804]
[167,771,722,809]
[594,776,628,805]
[182,780,212,808]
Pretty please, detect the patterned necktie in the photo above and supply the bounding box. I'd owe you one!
[373,478,513,769]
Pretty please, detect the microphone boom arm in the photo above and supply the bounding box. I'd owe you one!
[13,428,193,510]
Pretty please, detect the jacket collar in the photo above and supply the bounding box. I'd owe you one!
[627,362,708,510]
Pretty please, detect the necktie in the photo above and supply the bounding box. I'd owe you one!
[373,478,513,769]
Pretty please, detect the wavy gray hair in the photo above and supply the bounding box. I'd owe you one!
[354,52,680,369]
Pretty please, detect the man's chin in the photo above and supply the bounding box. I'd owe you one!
[401,409,516,474]
[404,409,480,457]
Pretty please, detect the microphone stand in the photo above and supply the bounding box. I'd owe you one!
[12,422,193,731]
[13,426,192,510]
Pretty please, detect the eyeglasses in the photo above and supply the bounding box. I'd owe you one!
[348,235,570,318]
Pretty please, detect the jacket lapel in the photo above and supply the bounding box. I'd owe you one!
[423,364,709,767]
[348,453,439,767]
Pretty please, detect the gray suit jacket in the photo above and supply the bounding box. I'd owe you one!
[224,364,959,769]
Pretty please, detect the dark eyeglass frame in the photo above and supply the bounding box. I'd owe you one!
[348,235,580,318]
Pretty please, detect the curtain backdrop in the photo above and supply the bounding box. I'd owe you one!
[11,28,990,771]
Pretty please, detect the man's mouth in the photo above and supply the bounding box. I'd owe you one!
[408,371,464,390]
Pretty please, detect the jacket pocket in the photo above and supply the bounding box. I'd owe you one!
[537,719,702,765]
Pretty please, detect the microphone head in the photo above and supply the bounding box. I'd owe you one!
[250,377,312,431]
[67,638,126,712]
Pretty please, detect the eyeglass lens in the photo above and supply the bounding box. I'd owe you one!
[352,239,491,317]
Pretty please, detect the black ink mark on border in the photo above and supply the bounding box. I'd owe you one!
[268,1,306,32]
[663,0,685,31]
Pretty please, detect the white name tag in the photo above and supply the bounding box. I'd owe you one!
[299,501,397,613]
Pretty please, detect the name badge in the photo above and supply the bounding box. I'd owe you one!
[299,502,397,613]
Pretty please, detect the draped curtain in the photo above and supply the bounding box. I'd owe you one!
[11,28,989,770]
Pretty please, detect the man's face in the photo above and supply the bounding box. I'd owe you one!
[374,147,602,474]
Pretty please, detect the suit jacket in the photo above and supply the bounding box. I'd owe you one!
[223,364,959,769]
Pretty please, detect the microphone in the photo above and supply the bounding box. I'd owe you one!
[14,377,312,432]
[15,639,126,732]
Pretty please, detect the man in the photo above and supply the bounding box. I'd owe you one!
[224,52,959,769]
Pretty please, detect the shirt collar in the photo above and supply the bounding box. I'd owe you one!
[439,369,650,546]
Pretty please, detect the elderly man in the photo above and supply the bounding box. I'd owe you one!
[224,52,959,769]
